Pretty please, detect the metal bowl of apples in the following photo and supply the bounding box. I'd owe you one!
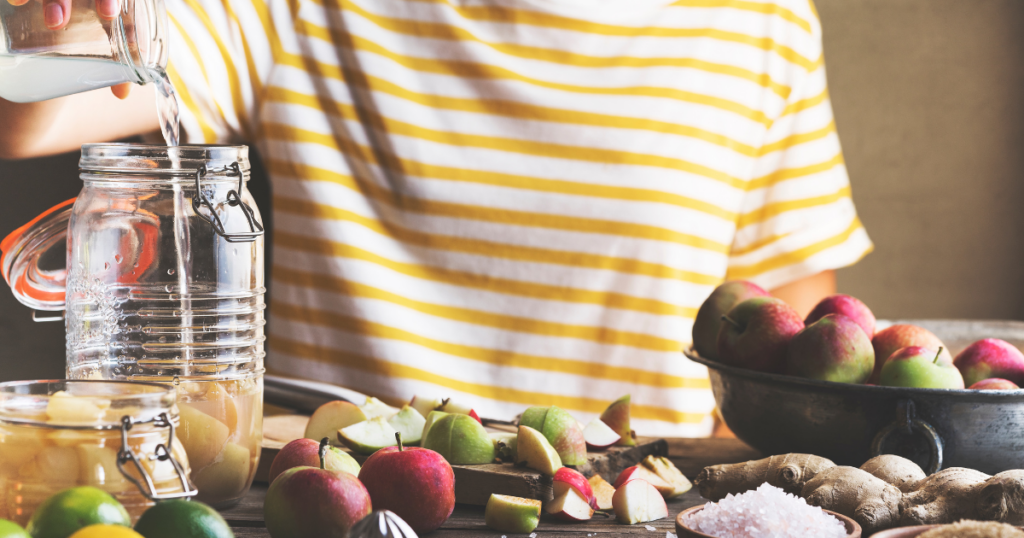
[686,318,1024,475]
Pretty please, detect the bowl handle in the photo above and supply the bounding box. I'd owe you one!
[870,399,944,474]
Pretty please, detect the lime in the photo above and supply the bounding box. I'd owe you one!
[133,500,234,538]
[0,520,29,538]
[69,525,144,538]
[26,486,131,538]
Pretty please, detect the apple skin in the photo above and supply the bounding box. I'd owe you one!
[879,346,965,389]
[717,297,804,374]
[786,314,874,383]
[358,445,455,533]
[553,467,597,509]
[692,281,770,360]
[518,406,587,465]
[303,400,367,448]
[871,325,952,384]
[268,438,360,484]
[422,414,495,464]
[805,294,876,338]
[599,395,635,447]
[969,378,1020,390]
[954,338,1024,387]
[264,465,372,538]
[484,494,541,534]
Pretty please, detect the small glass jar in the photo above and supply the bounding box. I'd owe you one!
[0,380,193,525]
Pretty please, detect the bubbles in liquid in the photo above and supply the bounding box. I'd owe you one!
[103,262,110,270]
[167,269,175,275]
[165,284,174,293]
[113,254,123,264]
[158,336,167,343]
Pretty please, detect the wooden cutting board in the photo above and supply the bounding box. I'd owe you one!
[256,414,668,506]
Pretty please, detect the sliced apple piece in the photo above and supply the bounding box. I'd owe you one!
[360,397,400,420]
[177,403,231,470]
[640,455,692,498]
[387,405,426,445]
[338,416,399,455]
[600,395,635,446]
[490,432,517,461]
[45,391,110,424]
[516,425,561,476]
[584,417,621,449]
[545,486,594,521]
[438,399,481,423]
[613,479,668,524]
[421,410,450,442]
[485,494,541,534]
[614,465,673,498]
[304,400,367,448]
[77,445,127,486]
[588,474,616,510]
[409,395,443,418]
[192,442,251,503]
[554,467,596,509]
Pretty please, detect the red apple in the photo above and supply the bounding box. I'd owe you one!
[871,324,952,384]
[268,438,360,484]
[805,294,876,338]
[358,434,455,533]
[954,338,1024,387]
[583,418,620,449]
[969,378,1020,390]
[692,281,770,360]
[786,314,874,383]
[264,439,372,538]
[612,479,668,524]
[717,297,804,373]
[544,487,594,521]
[614,465,673,498]
[553,467,596,509]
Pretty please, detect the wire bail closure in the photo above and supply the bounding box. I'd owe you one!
[192,163,264,243]
[117,413,198,501]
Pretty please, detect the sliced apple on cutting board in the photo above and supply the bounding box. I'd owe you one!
[338,416,399,454]
[583,417,621,449]
[588,474,616,510]
[386,405,426,445]
[303,400,366,447]
[515,425,562,476]
[545,486,594,521]
[613,478,668,524]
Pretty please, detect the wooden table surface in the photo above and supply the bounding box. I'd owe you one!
[220,438,762,537]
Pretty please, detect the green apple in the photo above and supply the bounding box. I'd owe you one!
[304,400,367,447]
[880,346,965,389]
[692,281,770,360]
[599,395,635,446]
[338,416,400,455]
[387,405,426,445]
[484,494,541,533]
[421,410,450,442]
[490,432,517,461]
[518,406,587,465]
[516,425,562,476]
[360,397,400,420]
[422,414,495,464]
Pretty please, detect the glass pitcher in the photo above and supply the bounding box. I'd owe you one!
[0,0,167,102]
[1,143,266,508]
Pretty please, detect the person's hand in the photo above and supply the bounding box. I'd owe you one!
[4,0,131,98]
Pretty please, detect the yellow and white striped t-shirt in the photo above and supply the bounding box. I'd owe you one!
[165,0,872,437]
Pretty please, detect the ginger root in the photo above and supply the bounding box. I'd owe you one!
[801,465,902,535]
[694,453,834,501]
[918,520,1024,538]
[861,454,927,493]
[900,468,1024,527]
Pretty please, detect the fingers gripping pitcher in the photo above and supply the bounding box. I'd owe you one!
[1,144,266,507]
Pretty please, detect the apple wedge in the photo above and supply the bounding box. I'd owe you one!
[439,398,481,423]
[583,417,620,449]
[600,395,635,446]
[485,494,541,534]
[588,474,616,510]
[409,395,444,418]
[516,425,562,476]
[518,405,587,465]
[490,432,517,461]
[387,405,426,445]
[545,487,594,521]
[640,455,692,499]
[553,467,596,509]
[612,479,668,524]
[614,465,673,498]
[421,410,450,442]
[304,400,367,447]
[360,397,400,420]
[338,416,399,455]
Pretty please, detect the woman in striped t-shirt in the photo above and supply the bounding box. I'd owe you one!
[1,0,871,437]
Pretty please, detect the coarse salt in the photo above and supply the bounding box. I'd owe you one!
[686,483,847,538]
[645,525,657,531]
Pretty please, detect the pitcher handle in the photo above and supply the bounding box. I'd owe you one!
[0,198,76,313]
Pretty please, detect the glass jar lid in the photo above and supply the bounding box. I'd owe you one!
[80,144,250,176]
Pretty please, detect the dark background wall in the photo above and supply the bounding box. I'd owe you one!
[1,0,1023,381]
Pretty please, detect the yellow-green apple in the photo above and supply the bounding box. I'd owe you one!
[600,395,635,447]
[583,417,620,449]
[614,465,672,497]
[692,281,770,360]
[422,414,495,464]
[588,475,616,510]
[421,410,449,442]
[969,378,1019,390]
[871,325,952,384]
[360,397,400,420]
[545,487,594,522]
[490,432,517,461]
[553,467,596,509]
[640,455,692,498]
[484,494,541,533]
[268,438,360,484]
[786,314,874,383]
[264,439,372,538]
[954,338,1024,387]
[304,400,367,447]
[515,425,562,476]
[387,405,426,445]
[518,406,587,465]
[880,346,965,389]
[338,416,399,455]
[805,294,876,338]
[717,297,804,374]
[358,435,455,533]
[612,479,668,524]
